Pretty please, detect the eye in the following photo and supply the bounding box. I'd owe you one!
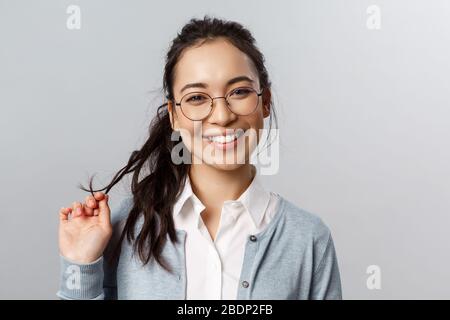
[184,93,210,105]
[230,87,252,97]
[186,95,205,102]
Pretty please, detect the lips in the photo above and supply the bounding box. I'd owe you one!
[202,129,246,143]
[202,129,247,150]
[205,132,243,144]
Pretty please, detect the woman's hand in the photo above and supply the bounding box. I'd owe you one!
[58,192,113,264]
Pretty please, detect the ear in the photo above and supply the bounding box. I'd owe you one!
[262,88,271,118]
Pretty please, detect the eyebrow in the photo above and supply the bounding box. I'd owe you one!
[179,76,255,94]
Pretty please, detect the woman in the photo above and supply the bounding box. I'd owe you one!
[57,16,342,300]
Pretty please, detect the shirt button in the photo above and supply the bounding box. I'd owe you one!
[249,235,257,242]
[242,281,249,288]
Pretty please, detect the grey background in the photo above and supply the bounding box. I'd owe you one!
[1,0,449,299]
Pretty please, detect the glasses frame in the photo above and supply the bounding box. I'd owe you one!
[173,87,264,121]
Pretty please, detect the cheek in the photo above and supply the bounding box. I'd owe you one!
[177,121,201,155]
[247,114,265,143]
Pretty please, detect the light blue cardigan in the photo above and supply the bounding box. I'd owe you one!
[57,195,342,300]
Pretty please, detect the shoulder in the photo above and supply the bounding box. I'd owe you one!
[109,195,134,227]
[276,195,333,247]
[275,195,338,275]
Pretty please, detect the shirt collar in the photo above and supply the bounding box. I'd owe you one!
[172,175,197,219]
[172,166,271,229]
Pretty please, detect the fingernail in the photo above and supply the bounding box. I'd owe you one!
[77,207,82,214]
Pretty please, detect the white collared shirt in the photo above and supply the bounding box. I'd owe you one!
[172,168,280,300]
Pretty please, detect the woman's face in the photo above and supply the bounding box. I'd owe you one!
[168,37,271,171]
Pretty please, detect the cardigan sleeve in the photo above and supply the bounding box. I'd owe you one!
[310,231,343,300]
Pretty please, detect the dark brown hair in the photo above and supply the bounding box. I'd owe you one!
[79,15,277,274]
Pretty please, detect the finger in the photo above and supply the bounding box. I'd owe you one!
[59,207,70,222]
[98,194,110,224]
[93,208,99,216]
[94,192,105,202]
[85,195,97,209]
[83,203,94,216]
[72,202,83,218]
[66,207,73,219]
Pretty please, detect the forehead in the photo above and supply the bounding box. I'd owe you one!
[173,38,259,93]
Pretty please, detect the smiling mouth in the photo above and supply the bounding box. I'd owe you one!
[202,129,246,144]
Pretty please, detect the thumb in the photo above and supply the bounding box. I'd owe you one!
[98,194,111,225]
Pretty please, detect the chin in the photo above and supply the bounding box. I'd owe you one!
[208,162,247,171]
[190,150,250,170]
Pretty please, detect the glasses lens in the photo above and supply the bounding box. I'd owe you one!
[180,92,212,120]
[227,88,259,115]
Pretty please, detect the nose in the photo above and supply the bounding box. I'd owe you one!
[206,97,237,126]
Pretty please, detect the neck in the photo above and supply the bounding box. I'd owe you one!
[188,163,256,210]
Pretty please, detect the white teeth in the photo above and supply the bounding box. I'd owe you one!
[210,134,235,143]
[207,131,244,144]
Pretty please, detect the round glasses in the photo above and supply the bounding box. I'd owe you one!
[174,87,264,121]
